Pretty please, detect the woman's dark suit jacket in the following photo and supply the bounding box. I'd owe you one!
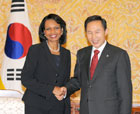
[21,41,71,114]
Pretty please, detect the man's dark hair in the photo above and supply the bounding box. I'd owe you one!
[84,15,107,30]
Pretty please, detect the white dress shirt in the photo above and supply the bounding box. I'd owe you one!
[90,41,107,66]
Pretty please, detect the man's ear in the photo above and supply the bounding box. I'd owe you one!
[105,28,108,36]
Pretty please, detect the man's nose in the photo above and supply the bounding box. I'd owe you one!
[91,33,96,39]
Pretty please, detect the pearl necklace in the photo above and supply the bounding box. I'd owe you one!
[46,41,60,52]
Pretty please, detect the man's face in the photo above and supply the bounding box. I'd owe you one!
[86,20,108,48]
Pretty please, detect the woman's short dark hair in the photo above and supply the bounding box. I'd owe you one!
[84,15,107,31]
[39,14,67,44]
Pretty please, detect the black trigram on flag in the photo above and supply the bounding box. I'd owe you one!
[11,0,25,12]
[7,68,22,81]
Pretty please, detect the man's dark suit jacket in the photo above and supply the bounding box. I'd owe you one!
[21,41,71,114]
[66,42,132,114]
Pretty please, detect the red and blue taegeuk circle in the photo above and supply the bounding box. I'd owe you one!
[5,23,32,59]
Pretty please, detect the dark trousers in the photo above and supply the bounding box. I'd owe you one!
[25,104,64,114]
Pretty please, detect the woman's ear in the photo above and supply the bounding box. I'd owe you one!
[61,28,63,35]
[43,31,45,36]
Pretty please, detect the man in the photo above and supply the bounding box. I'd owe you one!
[56,15,132,114]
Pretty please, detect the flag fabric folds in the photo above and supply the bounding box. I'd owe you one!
[0,0,32,93]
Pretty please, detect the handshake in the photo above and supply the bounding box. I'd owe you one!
[53,86,67,101]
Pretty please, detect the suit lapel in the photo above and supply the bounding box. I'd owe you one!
[41,42,59,73]
[58,47,67,72]
[84,46,92,81]
[91,43,111,81]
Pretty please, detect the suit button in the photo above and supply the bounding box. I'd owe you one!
[87,98,88,102]
[56,74,59,77]
[89,85,92,88]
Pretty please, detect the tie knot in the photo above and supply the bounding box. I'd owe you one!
[94,50,100,55]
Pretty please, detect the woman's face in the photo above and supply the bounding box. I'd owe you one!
[44,19,63,43]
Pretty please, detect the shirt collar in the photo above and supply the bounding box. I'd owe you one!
[92,40,107,53]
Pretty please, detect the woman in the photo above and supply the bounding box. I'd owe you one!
[21,14,71,114]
